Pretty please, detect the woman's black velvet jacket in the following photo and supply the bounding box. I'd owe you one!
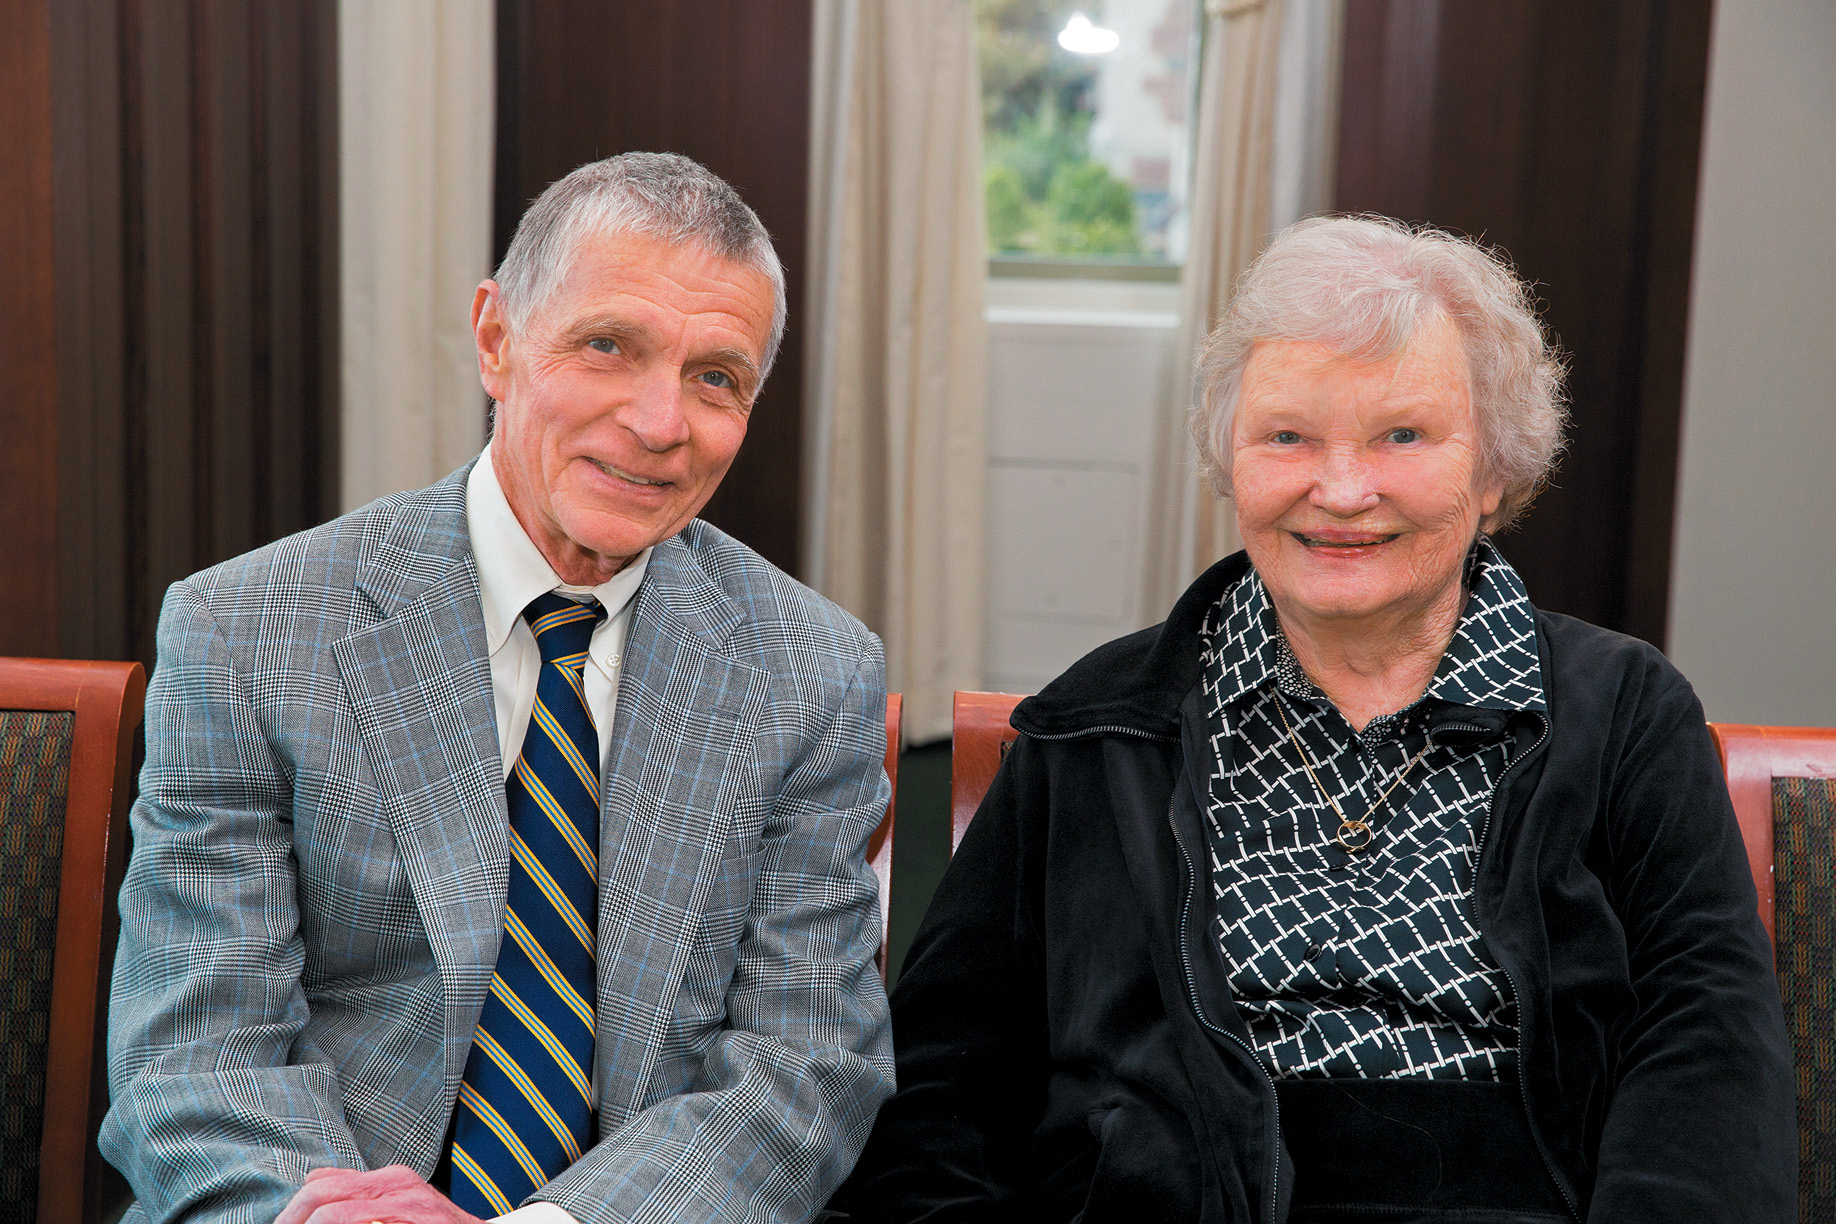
[840,551,1795,1222]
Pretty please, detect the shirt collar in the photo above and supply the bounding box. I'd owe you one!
[466,443,651,655]
[1201,565,1288,708]
[1423,537,1544,713]
[1201,536,1544,715]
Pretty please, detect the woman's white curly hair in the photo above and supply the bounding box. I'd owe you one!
[1192,215,1568,533]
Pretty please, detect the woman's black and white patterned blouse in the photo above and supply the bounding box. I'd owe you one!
[1197,538,1545,1081]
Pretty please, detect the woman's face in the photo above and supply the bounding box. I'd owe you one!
[1229,314,1503,639]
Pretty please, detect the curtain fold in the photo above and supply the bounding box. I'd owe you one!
[805,0,988,743]
[1140,0,1287,616]
[338,0,495,511]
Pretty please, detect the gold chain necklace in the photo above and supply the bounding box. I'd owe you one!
[1271,691,1434,853]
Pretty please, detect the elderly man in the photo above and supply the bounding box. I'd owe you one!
[102,153,894,1224]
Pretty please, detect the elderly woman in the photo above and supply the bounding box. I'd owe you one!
[839,217,1794,1222]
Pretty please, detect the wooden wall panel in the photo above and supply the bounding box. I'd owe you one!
[48,0,128,671]
[1336,0,1713,646]
[1,0,340,669]
[0,0,61,657]
[495,0,813,576]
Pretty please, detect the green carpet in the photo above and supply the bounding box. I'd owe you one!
[887,741,953,986]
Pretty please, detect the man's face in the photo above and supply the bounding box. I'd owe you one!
[473,229,776,584]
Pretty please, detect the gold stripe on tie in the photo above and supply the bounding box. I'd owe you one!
[504,909,596,1030]
[490,976,593,1100]
[531,604,598,635]
[508,828,594,953]
[450,1145,516,1216]
[531,696,599,797]
[553,650,591,710]
[512,758,597,876]
[473,1026,586,1160]
[458,1081,550,1187]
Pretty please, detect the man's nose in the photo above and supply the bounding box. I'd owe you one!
[620,367,692,451]
[1308,445,1381,517]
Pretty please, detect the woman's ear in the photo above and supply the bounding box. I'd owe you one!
[1477,478,1508,535]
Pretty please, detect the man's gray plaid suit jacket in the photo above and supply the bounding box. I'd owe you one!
[100,465,895,1224]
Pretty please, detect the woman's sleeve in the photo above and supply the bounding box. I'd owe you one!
[832,735,1053,1221]
[1586,661,1797,1222]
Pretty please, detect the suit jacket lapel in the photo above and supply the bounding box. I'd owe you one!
[330,488,771,1134]
[331,475,511,1099]
[592,531,770,1123]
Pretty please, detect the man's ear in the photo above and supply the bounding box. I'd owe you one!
[473,280,514,402]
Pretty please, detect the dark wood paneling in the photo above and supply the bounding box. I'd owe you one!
[1622,0,1714,645]
[48,0,128,670]
[6,0,340,668]
[1336,0,1713,647]
[496,0,813,575]
[6,3,334,1209]
[0,0,61,656]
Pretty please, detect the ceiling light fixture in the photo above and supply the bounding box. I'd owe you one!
[1057,13,1120,55]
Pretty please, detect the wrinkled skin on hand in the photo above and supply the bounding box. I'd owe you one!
[273,1166,487,1224]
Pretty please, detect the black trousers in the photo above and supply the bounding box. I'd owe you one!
[1276,1079,1573,1224]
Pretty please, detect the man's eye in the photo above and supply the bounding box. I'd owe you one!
[1272,430,1302,444]
[1388,427,1421,444]
[587,338,620,354]
[700,370,734,389]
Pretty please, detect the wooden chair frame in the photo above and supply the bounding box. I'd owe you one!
[949,692,1024,855]
[0,658,145,1224]
[1709,723,1836,946]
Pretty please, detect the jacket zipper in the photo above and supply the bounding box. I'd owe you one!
[1168,794,1282,1224]
[1025,710,1561,1218]
[1023,724,1174,742]
[1029,719,1280,1216]
[1477,713,1579,1222]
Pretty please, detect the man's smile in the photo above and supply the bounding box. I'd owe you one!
[590,457,670,487]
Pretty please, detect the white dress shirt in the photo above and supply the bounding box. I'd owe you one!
[463,446,649,1224]
[467,444,649,779]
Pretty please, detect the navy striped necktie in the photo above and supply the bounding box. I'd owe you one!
[449,591,605,1214]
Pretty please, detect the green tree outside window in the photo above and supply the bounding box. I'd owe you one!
[978,0,1144,257]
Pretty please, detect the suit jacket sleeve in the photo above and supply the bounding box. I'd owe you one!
[533,634,896,1224]
[101,580,367,1223]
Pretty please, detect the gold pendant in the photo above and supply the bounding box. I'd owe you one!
[1335,818,1374,853]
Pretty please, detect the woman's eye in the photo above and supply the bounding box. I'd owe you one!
[1272,430,1302,445]
[1387,427,1421,444]
[587,338,620,355]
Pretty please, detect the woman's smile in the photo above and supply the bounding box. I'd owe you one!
[1230,312,1503,644]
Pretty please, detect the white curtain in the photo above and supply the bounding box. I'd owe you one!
[338,0,495,511]
[1269,1,1344,237]
[804,0,989,744]
[1140,0,1342,616]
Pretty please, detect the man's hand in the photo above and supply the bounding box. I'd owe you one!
[274,1166,487,1224]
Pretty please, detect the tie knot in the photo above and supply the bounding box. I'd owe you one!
[524,591,605,663]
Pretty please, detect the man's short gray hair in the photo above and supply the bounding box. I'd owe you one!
[1193,215,1567,533]
[494,151,788,380]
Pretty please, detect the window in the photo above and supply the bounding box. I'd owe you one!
[977,0,1200,270]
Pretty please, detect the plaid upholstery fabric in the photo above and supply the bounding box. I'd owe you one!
[0,709,75,1223]
[1774,774,1836,1220]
